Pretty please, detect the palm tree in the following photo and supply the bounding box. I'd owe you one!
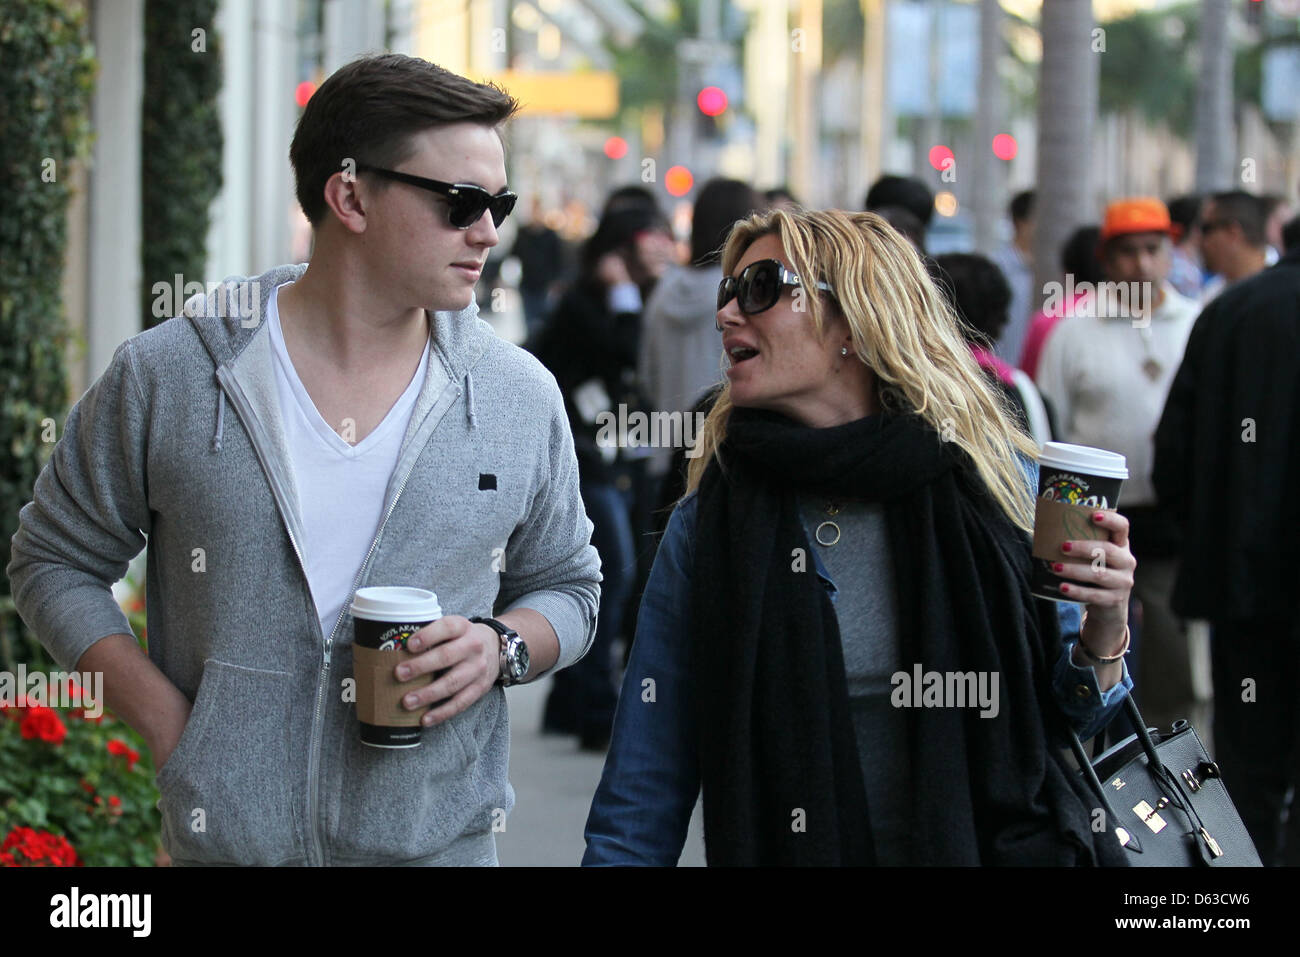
[1031,0,1098,314]
[973,0,1003,254]
[1194,0,1233,190]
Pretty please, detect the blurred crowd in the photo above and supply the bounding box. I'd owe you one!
[500,173,1300,865]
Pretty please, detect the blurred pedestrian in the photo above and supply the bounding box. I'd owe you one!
[529,202,676,750]
[1037,198,1201,734]
[874,205,927,258]
[865,174,934,251]
[1199,190,1269,304]
[765,186,800,210]
[639,178,764,505]
[584,208,1136,866]
[1261,194,1295,265]
[931,252,1055,446]
[990,190,1037,366]
[602,184,664,218]
[1154,234,1300,865]
[510,197,566,340]
[1165,194,1204,299]
[1283,213,1300,255]
[1018,225,1102,382]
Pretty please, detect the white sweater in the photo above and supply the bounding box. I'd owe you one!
[1036,282,1201,506]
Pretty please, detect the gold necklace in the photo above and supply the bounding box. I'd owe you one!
[815,500,841,547]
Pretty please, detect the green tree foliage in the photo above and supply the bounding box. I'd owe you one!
[1098,4,1198,138]
[140,0,223,328]
[0,0,95,672]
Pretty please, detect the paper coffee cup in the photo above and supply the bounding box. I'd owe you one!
[350,587,443,748]
[1030,443,1127,603]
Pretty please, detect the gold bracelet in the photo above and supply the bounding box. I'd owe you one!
[1077,612,1131,665]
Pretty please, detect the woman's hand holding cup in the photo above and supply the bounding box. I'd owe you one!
[1051,509,1135,654]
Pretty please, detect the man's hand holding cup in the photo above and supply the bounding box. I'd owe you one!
[399,615,499,726]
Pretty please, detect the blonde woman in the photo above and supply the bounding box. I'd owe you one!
[582,208,1136,866]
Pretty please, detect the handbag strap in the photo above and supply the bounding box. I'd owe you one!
[1067,721,1145,854]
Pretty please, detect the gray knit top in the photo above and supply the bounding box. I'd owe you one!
[797,495,913,865]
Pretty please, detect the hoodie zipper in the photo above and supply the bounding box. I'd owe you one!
[215,365,462,866]
[296,392,442,863]
[215,368,336,865]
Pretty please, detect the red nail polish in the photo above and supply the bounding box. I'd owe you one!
[1062,542,1073,553]
[1059,583,1070,593]
[1053,562,1064,572]
[1093,513,1104,522]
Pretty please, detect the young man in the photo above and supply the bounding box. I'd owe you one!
[1036,198,1202,734]
[7,54,600,866]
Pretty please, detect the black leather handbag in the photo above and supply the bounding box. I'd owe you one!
[1069,697,1261,866]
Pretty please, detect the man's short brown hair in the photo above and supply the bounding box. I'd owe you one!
[289,54,519,226]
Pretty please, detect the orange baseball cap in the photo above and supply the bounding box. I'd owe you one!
[1100,198,1176,242]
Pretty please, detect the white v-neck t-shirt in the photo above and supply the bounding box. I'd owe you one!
[266,282,431,638]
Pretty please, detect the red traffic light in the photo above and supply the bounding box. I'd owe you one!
[295,81,316,108]
[928,145,955,171]
[697,86,728,117]
[604,136,629,160]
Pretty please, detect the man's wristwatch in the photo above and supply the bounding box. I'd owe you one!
[471,617,529,687]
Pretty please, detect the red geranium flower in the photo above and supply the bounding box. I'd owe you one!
[106,738,140,770]
[19,706,67,745]
[0,827,79,867]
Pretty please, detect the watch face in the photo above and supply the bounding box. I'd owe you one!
[512,638,529,678]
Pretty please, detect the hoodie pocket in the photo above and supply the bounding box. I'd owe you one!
[155,659,299,865]
[330,699,489,862]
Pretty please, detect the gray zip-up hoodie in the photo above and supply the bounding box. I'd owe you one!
[6,264,601,866]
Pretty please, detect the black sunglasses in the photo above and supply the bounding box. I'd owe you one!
[355,164,517,229]
[716,258,835,323]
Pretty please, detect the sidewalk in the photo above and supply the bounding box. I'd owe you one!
[497,674,706,866]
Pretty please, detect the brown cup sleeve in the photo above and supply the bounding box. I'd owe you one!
[353,645,431,727]
[1032,498,1114,562]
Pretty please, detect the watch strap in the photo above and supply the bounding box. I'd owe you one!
[470,616,523,685]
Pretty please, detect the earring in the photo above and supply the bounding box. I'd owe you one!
[840,346,849,357]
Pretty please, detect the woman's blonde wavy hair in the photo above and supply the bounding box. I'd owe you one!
[685,207,1041,534]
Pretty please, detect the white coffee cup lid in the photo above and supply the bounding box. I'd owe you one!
[1037,442,1129,480]
[350,586,443,621]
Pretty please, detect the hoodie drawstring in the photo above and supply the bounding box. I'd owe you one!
[464,371,477,430]
[212,376,226,452]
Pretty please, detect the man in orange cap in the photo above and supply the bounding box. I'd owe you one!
[1037,197,1204,735]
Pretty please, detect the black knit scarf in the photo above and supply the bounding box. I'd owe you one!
[689,406,1129,866]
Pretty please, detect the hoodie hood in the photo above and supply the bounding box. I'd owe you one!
[647,263,724,327]
[181,264,493,450]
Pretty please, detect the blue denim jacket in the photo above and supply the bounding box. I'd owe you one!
[582,459,1133,866]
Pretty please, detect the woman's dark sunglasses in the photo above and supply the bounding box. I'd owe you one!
[355,164,518,229]
[716,258,835,320]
